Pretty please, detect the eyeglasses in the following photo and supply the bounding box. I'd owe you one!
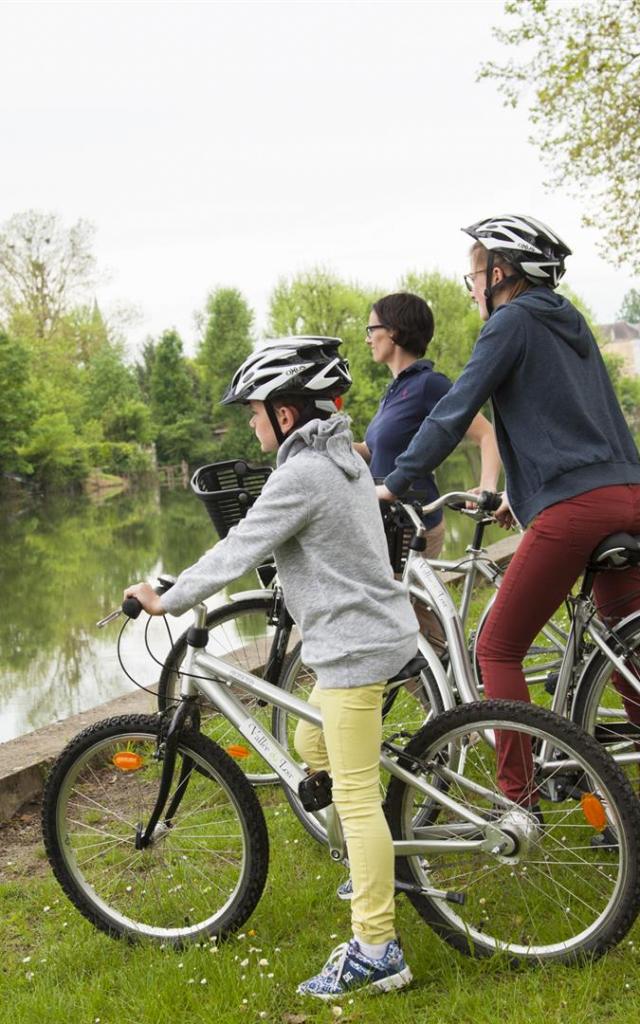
[463,268,487,292]
[365,324,388,337]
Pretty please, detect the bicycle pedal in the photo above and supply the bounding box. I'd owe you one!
[544,673,559,695]
[298,770,333,811]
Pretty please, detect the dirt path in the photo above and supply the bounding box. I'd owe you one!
[0,798,49,881]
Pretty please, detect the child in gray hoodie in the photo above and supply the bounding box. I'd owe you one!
[126,337,418,999]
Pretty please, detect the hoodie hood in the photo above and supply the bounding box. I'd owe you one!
[277,413,361,479]
[509,288,591,358]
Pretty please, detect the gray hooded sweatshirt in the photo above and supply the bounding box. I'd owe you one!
[161,415,418,688]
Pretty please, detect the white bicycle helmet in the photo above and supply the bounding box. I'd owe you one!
[222,336,351,409]
[462,214,572,288]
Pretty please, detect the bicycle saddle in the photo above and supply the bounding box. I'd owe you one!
[587,532,640,570]
[387,654,429,684]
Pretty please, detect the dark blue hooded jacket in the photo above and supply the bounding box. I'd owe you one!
[385,289,640,526]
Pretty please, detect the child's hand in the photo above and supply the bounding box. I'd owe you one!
[376,483,397,502]
[123,581,164,616]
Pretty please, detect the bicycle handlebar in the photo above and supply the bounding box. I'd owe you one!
[122,596,143,619]
[418,490,502,516]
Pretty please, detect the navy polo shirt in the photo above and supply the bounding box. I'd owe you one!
[365,359,452,528]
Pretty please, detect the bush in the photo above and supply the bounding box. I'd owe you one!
[86,441,155,477]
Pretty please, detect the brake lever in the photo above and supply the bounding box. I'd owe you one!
[96,608,123,628]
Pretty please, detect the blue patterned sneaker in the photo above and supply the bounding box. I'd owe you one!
[336,877,353,900]
[296,938,412,999]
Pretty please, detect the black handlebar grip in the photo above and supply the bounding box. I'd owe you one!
[122,596,143,619]
[478,490,502,512]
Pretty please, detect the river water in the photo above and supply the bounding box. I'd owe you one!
[0,446,502,742]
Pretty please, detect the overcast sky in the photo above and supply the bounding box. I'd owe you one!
[1,0,635,356]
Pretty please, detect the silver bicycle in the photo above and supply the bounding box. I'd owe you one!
[42,572,640,963]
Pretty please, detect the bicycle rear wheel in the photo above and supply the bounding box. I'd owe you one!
[272,643,445,845]
[385,700,640,963]
[42,714,269,944]
[571,613,640,790]
[157,595,298,785]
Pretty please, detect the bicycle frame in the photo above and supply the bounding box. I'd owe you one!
[172,601,530,875]
[399,496,640,770]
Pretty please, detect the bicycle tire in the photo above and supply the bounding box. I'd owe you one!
[385,699,640,963]
[42,713,269,945]
[471,589,568,692]
[571,612,640,789]
[272,642,446,846]
[157,595,298,785]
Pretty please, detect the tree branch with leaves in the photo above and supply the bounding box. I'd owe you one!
[479,0,640,271]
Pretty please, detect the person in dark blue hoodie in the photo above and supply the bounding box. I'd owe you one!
[378,214,640,801]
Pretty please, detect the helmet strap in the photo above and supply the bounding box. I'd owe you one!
[266,398,332,447]
[265,400,287,447]
[483,252,496,316]
[483,252,522,316]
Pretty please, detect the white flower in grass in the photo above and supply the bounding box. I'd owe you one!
[259,958,269,967]
[43,905,51,912]
[259,1013,268,1019]
[241,958,249,967]
[22,956,31,963]
[200,978,207,985]
[332,1006,343,1017]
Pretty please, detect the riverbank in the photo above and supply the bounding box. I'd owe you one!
[0,688,155,822]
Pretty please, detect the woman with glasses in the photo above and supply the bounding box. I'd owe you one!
[377,215,640,803]
[355,291,500,559]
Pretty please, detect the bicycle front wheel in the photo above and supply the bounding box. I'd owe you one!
[385,700,640,963]
[273,643,445,846]
[42,714,269,944]
[157,595,298,785]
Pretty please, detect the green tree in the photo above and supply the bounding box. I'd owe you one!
[195,288,261,461]
[150,329,207,464]
[19,411,89,487]
[0,330,36,474]
[618,289,640,323]
[135,337,157,402]
[0,210,97,338]
[479,0,640,271]
[197,288,254,407]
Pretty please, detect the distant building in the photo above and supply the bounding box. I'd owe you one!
[597,320,640,376]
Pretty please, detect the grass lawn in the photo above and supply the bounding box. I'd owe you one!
[1,785,640,1024]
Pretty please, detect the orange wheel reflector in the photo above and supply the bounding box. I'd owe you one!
[112,751,144,771]
[226,744,250,760]
[581,792,607,831]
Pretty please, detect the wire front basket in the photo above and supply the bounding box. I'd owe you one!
[191,459,272,539]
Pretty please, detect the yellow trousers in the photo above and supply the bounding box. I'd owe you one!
[294,681,395,945]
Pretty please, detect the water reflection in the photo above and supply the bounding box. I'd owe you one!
[0,444,504,742]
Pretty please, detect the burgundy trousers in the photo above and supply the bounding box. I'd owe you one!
[476,484,640,801]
